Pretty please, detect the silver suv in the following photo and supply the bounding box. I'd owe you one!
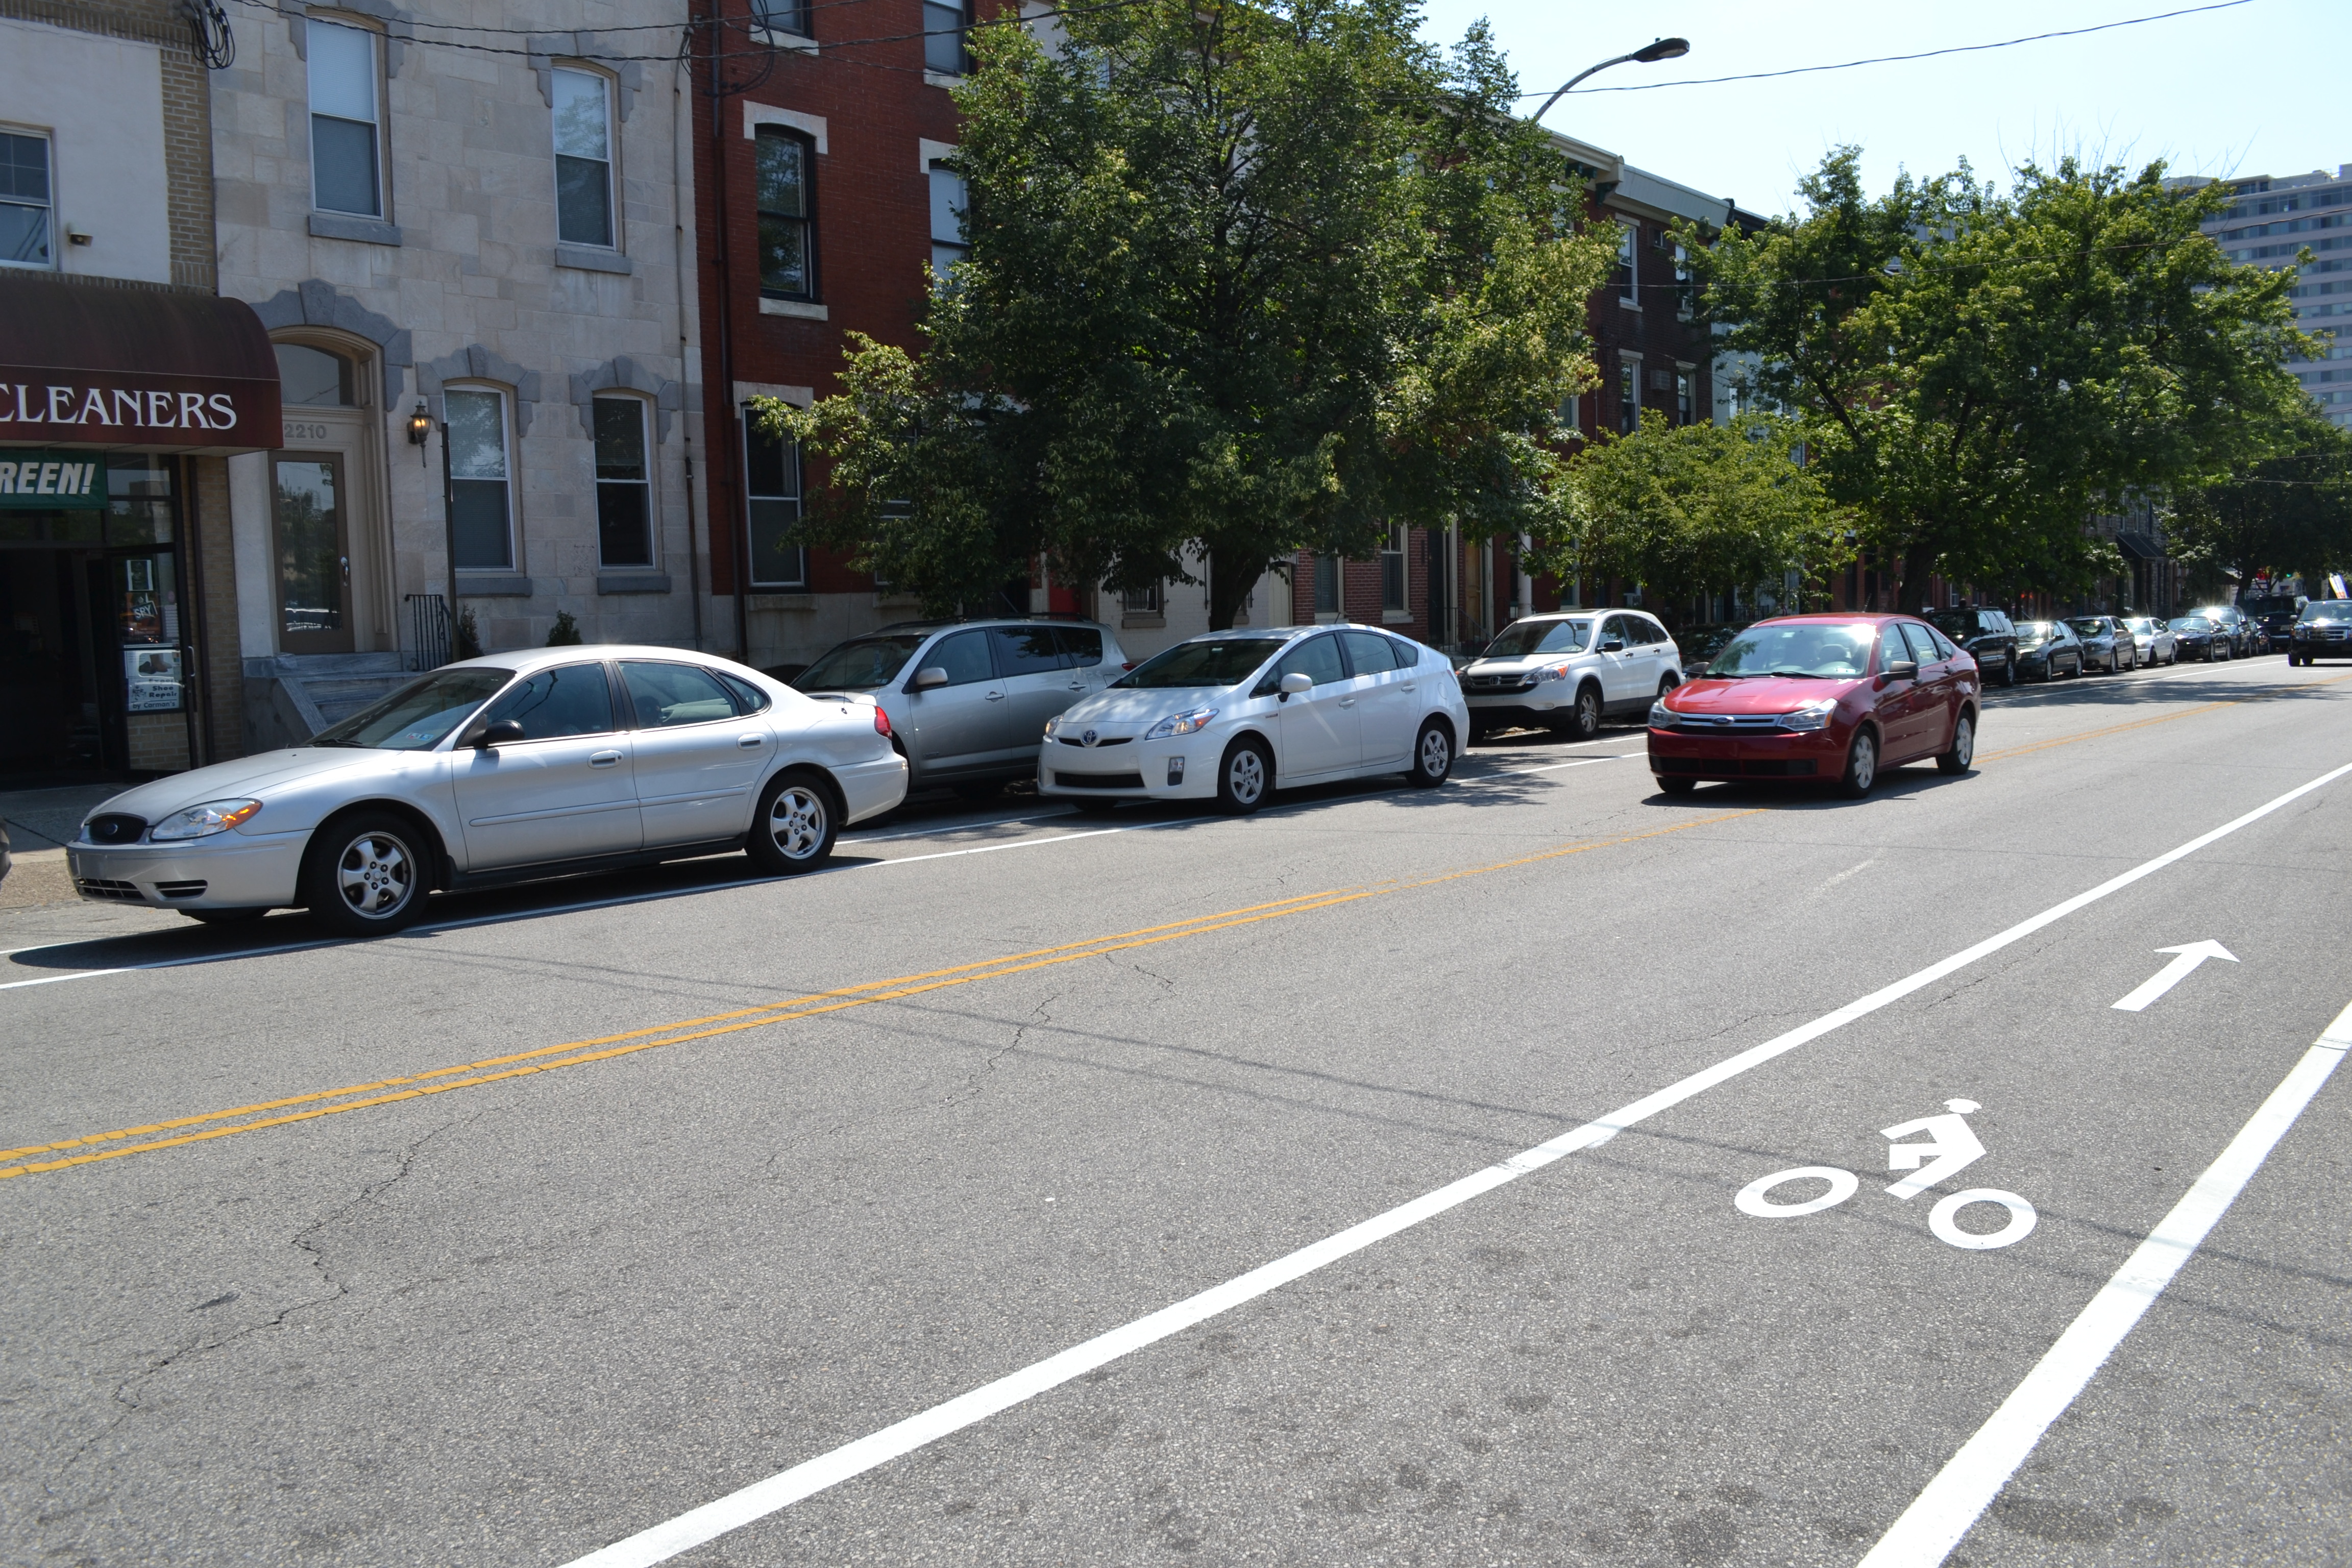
[1458,609,1683,741]
[794,618,1130,795]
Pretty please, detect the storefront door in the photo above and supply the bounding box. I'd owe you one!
[272,453,354,654]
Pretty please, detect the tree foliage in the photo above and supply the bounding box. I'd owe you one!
[1688,150,2314,610]
[1531,413,1846,619]
[2165,406,2352,599]
[760,0,1613,626]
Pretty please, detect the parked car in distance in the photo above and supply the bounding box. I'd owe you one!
[1648,615,1977,798]
[66,648,908,936]
[1928,606,2021,687]
[2168,614,2227,662]
[2288,599,2352,665]
[2259,609,2301,653]
[1673,623,1748,678]
[1036,626,1469,814]
[2012,620,2086,680]
[2120,616,2177,667]
[1459,609,1684,742]
[793,618,1129,798]
[2066,616,2137,674]
[2192,605,2253,658]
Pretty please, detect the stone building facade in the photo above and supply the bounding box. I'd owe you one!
[207,0,705,748]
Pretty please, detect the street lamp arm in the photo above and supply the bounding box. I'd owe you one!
[1530,37,1689,126]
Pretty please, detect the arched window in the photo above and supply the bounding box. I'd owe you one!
[275,342,356,407]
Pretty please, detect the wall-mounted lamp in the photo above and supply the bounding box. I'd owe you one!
[63,224,92,247]
[407,399,432,464]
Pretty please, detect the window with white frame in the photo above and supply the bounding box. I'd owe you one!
[1119,582,1162,616]
[446,388,516,570]
[743,407,806,588]
[1618,356,1640,434]
[752,0,810,36]
[1616,219,1638,306]
[756,127,816,300]
[552,68,615,249]
[1675,370,1694,425]
[1381,523,1407,612]
[923,0,968,75]
[594,396,652,567]
[307,20,383,217]
[929,158,968,280]
[0,131,53,269]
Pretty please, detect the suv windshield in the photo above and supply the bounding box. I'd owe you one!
[1115,637,1287,689]
[1483,618,1589,657]
[2300,602,2352,621]
[310,667,514,750]
[794,634,928,691]
[1706,623,1875,679]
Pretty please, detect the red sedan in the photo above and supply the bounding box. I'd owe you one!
[1647,614,1979,798]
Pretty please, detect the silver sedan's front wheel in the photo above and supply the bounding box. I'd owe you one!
[303,812,426,937]
[748,771,837,874]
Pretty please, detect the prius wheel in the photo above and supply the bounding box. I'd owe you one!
[1217,737,1272,815]
[1937,711,1975,774]
[1838,729,1879,799]
[749,770,837,874]
[1406,721,1453,788]
[303,812,425,937]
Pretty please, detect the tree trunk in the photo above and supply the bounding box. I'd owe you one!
[1205,547,1264,632]
[1897,539,1937,615]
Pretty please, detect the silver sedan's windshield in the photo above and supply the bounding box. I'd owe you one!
[1115,638,1286,689]
[1706,623,1874,679]
[311,668,514,750]
[1483,619,1589,657]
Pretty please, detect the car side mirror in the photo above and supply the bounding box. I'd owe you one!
[1278,672,1313,697]
[1880,659,1919,683]
[473,718,526,748]
[910,666,948,692]
[1599,639,1625,653]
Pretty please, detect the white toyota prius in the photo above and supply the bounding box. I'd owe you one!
[1036,626,1469,813]
[66,647,907,935]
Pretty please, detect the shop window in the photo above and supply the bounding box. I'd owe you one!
[552,68,615,249]
[446,387,516,571]
[743,407,806,588]
[0,130,53,270]
[275,343,355,407]
[929,158,968,281]
[756,127,815,300]
[1381,523,1407,613]
[307,20,383,218]
[923,0,968,75]
[594,396,652,567]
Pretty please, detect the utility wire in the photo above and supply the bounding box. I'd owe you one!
[1527,1,2256,97]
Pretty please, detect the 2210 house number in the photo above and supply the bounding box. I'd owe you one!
[284,421,332,443]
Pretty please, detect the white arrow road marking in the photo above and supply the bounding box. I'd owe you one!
[1882,1099,1988,1200]
[2111,939,2238,1012]
[1858,995,2352,1568]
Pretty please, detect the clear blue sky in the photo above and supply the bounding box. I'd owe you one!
[1413,0,2349,214]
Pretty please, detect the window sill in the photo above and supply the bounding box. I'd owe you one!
[1616,297,1641,310]
[310,212,402,247]
[748,591,815,608]
[758,298,829,320]
[750,24,819,52]
[923,70,963,88]
[455,573,535,597]
[1120,613,1165,629]
[1312,611,1343,624]
[1382,608,1414,624]
[597,572,672,595]
[557,245,634,275]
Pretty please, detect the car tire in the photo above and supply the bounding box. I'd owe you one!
[2001,652,2017,687]
[302,811,428,937]
[1837,728,1878,799]
[1406,720,1453,787]
[746,769,838,875]
[186,907,267,925]
[1657,775,1698,796]
[1563,682,1602,742]
[1216,736,1272,815]
[1936,710,1975,774]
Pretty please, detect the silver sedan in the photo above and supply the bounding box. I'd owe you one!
[66,646,907,935]
[2121,617,2178,667]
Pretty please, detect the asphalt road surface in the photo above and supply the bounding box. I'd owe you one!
[4,654,2348,1568]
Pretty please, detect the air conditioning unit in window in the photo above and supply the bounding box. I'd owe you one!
[1647,368,1673,391]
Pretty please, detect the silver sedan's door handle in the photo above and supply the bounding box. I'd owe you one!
[984,691,1007,701]
[1401,682,1415,691]
[589,750,622,767]
[736,734,767,750]
[1337,697,1356,708]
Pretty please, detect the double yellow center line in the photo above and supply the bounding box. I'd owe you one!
[0,813,1753,1181]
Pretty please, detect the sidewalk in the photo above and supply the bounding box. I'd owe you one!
[1,784,122,909]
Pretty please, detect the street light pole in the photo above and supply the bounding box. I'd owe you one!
[1529,37,1689,125]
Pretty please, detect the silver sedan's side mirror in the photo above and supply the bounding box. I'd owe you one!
[1278,672,1313,696]
[910,667,948,692]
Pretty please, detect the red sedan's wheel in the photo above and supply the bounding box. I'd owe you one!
[1837,728,1878,799]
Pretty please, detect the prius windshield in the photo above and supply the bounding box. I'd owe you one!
[310,668,515,750]
[1704,623,1875,679]
[1114,637,1287,689]
[1483,618,1590,657]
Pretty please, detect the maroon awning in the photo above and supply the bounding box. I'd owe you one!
[0,276,282,455]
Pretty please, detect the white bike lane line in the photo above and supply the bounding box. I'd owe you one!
[554,758,2352,1568]
[1856,994,2352,1568]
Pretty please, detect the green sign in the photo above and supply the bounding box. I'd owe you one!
[0,451,108,510]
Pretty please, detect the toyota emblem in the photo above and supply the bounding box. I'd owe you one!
[1081,728,1099,747]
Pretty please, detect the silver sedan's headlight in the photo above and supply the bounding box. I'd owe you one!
[1777,701,1837,732]
[1144,707,1218,740]
[148,799,262,840]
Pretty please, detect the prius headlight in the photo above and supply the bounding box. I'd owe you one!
[1776,700,1837,732]
[149,799,262,840]
[1144,707,1218,740]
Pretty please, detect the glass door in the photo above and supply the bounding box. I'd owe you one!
[273,453,354,654]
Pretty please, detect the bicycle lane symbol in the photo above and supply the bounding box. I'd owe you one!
[1732,1098,2039,1251]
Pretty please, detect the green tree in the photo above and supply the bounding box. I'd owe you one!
[1688,151,2314,611]
[762,0,1612,626]
[2166,404,2352,600]
[1533,412,1847,621]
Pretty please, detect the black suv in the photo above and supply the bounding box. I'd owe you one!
[1929,607,2021,686]
[2289,600,2352,666]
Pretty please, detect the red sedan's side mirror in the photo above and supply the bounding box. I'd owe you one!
[1879,659,1919,684]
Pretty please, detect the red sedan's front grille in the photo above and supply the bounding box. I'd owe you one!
[1653,756,1819,778]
